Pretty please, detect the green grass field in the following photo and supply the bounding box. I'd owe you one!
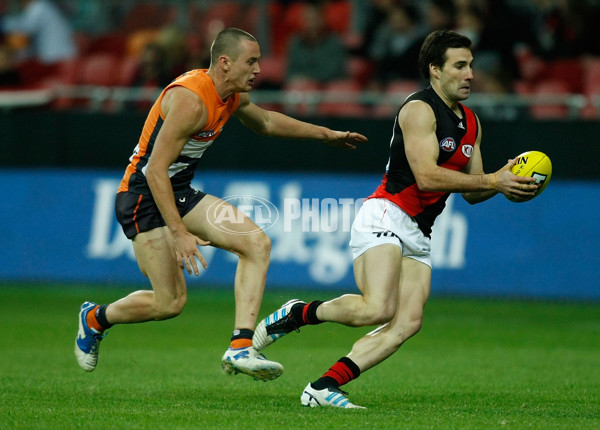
[1,284,598,430]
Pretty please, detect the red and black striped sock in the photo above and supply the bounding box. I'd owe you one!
[291,300,324,326]
[311,357,361,390]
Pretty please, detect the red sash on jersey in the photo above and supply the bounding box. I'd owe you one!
[368,104,477,217]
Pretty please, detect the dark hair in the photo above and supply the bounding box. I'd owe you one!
[210,28,257,66]
[418,30,472,79]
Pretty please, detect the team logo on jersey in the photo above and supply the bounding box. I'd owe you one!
[192,130,217,140]
[193,130,216,139]
[439,137,456,152]
[461,144,473,158]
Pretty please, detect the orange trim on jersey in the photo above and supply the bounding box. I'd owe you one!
[117,69,240,193]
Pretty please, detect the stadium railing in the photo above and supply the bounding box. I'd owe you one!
[0,85,593,120]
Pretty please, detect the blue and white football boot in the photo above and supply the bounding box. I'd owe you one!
[74,301,106,372]
[300,383,365,409]
[221,346,283,381]
[252,299,305,351]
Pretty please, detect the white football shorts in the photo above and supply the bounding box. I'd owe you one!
[349,198,432,267]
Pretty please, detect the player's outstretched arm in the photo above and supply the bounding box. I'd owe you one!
[234,94,367,149]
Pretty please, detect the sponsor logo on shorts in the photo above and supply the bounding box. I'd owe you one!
[373,230,399,239]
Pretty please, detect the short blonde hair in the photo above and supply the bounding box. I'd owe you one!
[209,28,257,66]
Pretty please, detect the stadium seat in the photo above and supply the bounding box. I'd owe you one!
[242,4,261,34]
[196,1,242,30]
[15,58,55,87]
[324,0,353,34]
[530,80,571,119]
[282,79,322,116]
[115,56,140,87]
[583,57,600,94]
[79,53,118,86]
[256,55,286,89]
[120,4,175,33]
[581,60,600,118]
[348,56,374,89]
[372,80,420,118]
[73,31,92,57]
[514,48,545,82]
[318,79,368,117]
[386,79,420,95]
[50,58,81,86]
[87,32,128,57]
[513,80,533,95]
[269,1,307,57]
[545,59,584,93]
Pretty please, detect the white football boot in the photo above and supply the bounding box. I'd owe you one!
[221,346,283,381]
[301,383,366,409]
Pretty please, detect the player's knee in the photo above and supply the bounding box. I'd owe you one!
[239,231,271,260]
[155,295,187,320]
[369,302,396,325]
[396,317,423,340]
[355,300,396,326]
[406,317,423,337]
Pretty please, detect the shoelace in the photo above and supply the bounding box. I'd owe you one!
[89,331,107,351]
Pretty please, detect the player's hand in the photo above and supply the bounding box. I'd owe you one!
[323,130,368,150]
[173,231,210,276]
[495,158,539,201]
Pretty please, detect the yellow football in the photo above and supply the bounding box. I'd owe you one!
[507,151,552,202]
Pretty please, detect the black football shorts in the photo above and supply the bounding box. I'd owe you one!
[115,187,207,239]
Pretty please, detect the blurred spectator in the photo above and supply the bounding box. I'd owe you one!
[352,0,399,58]
[1,0,76,64]
[131,42,172,89]
[285,3,348,84]
[523,0,594,60]
[366,3,424,89]
[455,4,509,92]
[127,42,171,112]
[474,0,532,82]
[422,0,456,33]
[155,26,189,78]
[471,51,513,94]
[0,42,21,87]
[454,3,486,49]
[187,19,225,70]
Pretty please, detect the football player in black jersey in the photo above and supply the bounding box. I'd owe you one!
[253,30,538,408]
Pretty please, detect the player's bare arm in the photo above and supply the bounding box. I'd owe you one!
[144,86,210,275]
[460,116,500,204]
[460,116,538,203]
[234,94,368,149]
[401,101,537,196]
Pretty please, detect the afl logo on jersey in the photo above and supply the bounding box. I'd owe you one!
[439,137,456,152]
[461,144,474,158]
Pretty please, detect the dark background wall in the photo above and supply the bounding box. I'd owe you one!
[1,109,596,179]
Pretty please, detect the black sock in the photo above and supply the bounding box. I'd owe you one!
[231,328,254,342]
[95,304,113,329]
[311,376,339,391]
